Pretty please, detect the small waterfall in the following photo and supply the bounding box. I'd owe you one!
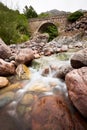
[6,53,71,119]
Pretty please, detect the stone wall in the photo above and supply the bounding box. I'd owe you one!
[29,14,68,35]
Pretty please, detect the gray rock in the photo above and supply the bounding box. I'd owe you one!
[71,48,87,68]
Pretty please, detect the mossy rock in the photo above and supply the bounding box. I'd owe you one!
[16,64,31,80]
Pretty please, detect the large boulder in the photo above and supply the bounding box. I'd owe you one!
[32,95,74,130]
[65,67,87,118]
[0,38,12,59]
[0,59,15,76]
[54,63,73,79]
[15,48,34,65]
[71,48,87,68]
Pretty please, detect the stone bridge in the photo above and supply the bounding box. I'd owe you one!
[28,14,68,35]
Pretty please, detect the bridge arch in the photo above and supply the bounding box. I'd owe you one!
[29,14,68,36]
[37,22,58,41]
[38,22,58,32]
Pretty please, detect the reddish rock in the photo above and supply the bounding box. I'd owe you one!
[0,38,12,59]
[65,67,87,118]
[72,113,87,130]
[0,59,15,76]
[71,48,87,68]
[15,48,34,65]
[32,95,74,130]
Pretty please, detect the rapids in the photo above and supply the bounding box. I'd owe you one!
[0,52,86,130]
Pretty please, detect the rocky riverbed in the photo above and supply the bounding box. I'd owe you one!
[0,33,87,130]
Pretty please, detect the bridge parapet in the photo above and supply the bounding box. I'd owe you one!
[29,13,69,22]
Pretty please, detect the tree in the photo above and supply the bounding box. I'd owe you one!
[38,12,50,18]
[40,25,58,41]
[0,2,30,44]
[23,5,38,18]
[67,11,83,22]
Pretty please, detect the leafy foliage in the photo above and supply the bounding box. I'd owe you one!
[67,11,84,22]
[23,5,38,18]
[42,25,58,41]
[0,2,30,44]
[38,12,50,18]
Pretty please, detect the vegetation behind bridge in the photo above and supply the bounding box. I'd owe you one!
[0,2,84,44]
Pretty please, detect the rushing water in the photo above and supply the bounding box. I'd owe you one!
[0,52,86,130]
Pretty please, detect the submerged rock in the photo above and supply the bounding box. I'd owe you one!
[32,95,74,130]
[65,67,87,118]
[20,93,34,105]
[28,82,50,92]
[0,92,14,107]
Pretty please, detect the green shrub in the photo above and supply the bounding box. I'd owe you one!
[23,5,38,19]
[38,13,50,18]
[67,11,83,22]
[42,25,58,41]
[0,2,30,44]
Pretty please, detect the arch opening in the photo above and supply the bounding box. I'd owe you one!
[38,22,58,41]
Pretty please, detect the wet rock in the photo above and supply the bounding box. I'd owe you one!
[0,83,22,94]
[20,93,34,105]
[65,67,87,118]
[0,38,12,59]
[0,77,9,88]
[0,110,24,130]
[72,113,87,130]
[41,67,50,76]
[15,48,34,65]
[17,105,26,116]
[28,82,50,92]
[16,64,31,80]
[0,59,16,76]
[54,63,73,79]
[71,48,87,68]
[32,95,74,130]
